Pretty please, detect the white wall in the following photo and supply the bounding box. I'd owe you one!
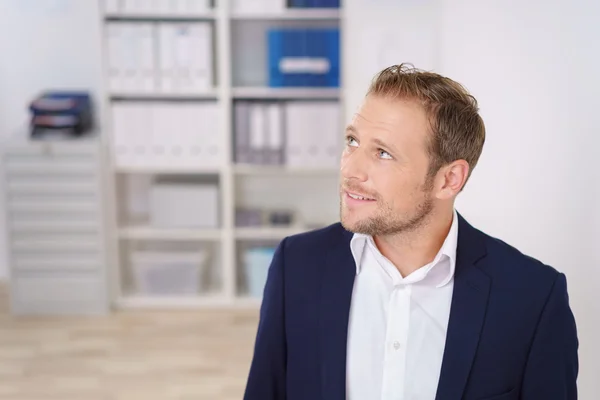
[439,1,599,397]
[344,0,599,397]
[0,0,105,280]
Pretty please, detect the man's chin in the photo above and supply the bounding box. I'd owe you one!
[340,215,369,235]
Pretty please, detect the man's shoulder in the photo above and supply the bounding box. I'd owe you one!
[474,225,562,287]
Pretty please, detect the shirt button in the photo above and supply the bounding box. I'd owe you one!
[393,341,401,350]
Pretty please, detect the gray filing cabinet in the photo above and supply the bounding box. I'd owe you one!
[1,135,110,315]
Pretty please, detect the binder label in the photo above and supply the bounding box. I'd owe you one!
[279,57,331,74]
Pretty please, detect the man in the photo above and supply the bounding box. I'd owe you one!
[243,64,579,400]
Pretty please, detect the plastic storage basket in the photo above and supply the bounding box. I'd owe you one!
[131,250,207,296]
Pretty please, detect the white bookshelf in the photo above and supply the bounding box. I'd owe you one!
[99,0,344,309]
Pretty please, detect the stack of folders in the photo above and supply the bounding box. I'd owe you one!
[106,22,213,94]
[268,28,340,87]
[111,101,222,169]
[104,0,212,15]
[287,0,340,7]
[235,102,284,165]
[284,101,341,168]
[234,101,341,168]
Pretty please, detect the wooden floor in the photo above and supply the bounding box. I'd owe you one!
[0,289,260,400]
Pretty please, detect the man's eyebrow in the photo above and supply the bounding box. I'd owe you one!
[345,125,358,134]
[372,138,390,149]
[373,137,400,156]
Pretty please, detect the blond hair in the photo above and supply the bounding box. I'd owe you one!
[368,63,486,185]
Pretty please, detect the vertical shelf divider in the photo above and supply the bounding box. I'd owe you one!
[216,0,236,303]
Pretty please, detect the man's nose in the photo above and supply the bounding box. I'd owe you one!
[341,149,368,182]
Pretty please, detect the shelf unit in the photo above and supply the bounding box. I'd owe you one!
[99,0,344,309]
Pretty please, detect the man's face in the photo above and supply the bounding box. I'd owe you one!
[339,95,437,236]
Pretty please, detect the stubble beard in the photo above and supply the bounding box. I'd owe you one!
[340,178,435,237]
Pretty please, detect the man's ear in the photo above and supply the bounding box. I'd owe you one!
[436,160,469,199]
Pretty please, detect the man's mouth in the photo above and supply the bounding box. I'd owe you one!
[346,191,376,201]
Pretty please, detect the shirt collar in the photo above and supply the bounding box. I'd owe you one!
[349,209,459,288]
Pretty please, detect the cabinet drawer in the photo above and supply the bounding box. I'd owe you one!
[5,160,97,176]
[7,180,97,196]
[10,219,99,234]
[5,151,98,174]
[11,234,99,253]
[9,209,97,230]
[3,140,100,157]
[11,273,107,315]
[9,211,99,239]
[8,198,98,214]
[11,254,100,272]
[11,248,100,269]
[3,142,100,177]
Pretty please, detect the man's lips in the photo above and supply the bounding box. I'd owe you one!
[344,191,376,202]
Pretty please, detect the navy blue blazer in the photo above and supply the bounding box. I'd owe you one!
[243,214,579,400]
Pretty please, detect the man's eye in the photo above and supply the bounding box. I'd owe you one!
[347,137,359,147]
[379,150,392,159]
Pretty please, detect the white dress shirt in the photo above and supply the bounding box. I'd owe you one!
[346,210,459,400]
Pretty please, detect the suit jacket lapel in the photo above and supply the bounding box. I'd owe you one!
[435,214,491,400]
[319,227,356,400]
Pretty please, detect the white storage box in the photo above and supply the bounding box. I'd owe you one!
[150,182,219,228]
[131,250,207,296]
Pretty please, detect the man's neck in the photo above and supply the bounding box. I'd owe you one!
[373,208,454,278]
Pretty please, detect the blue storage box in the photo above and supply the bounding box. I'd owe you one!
[267,28,340,87]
